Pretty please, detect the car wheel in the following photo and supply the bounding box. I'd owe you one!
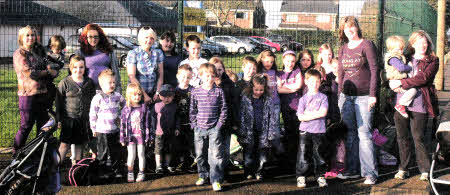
[282,45,289,52]
[238,47,246,54]
[120,55,127,68]
[270,47,277,53]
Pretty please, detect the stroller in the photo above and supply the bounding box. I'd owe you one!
[430,119,450,194]
[0,111,60,195]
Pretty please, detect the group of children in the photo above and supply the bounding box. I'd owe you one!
[50,31,416,192]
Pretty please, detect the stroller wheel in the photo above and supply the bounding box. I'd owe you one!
[6,176,33,195]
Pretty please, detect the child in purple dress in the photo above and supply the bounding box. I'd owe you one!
[120,83,150,182]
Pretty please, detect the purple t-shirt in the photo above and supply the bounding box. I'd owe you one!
[85,50,111,87]
[264,69,280,105]
[277,68,302,111]
[129,107,144,144]
[297,92,328,133]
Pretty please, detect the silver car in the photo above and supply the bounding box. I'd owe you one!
[209,36,255,54]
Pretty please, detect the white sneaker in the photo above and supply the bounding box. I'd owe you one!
[127,172,134,183]
[419,173,429,181]
[363,176,377,185]
[212,182,222,191]
[394,170,409,180]
[136,172,145,182]
[317,177,328,187]
[196,178,206,186]
[297,176,306,188]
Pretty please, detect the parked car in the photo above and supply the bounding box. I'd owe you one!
[235,36,276,54]
[209,36,255,54]
[267,34,303,52]
[250,36,281,52]
[65,34,138,68]
[202,38,227,57]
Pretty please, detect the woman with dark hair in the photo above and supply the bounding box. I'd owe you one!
[13,25,57,153]
[76,23,121,93]
[159,31,182,87]
[336,16,378,185]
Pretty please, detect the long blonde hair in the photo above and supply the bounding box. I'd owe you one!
[18,25,36,47]
[125,83,143,107]
[317,43,334,65]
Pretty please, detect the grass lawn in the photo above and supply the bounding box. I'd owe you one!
[0,46,321,147]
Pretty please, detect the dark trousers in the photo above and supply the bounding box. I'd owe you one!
[296,131,327,178]
[96,132,122,173]
[14,95,49,152]
[281,107,300,165]
[243,132,267,176]
[394,111,431,173]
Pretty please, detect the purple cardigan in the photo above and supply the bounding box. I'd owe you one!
[119,104,150,143]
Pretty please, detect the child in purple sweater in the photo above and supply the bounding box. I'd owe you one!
[296,69,329,188]
[90,69,125,177]
[190,63,227,191]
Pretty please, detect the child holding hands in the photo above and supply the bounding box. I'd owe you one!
[120,83,150,182]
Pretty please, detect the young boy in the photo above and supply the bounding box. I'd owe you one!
[384,35,416,118]
[151,84,180,173]
[190,63,227,191]
[179,35,208,88]
[231,56,257,131]
[174,64,195,172]
[296,69,329,188]
[89,69,126,177]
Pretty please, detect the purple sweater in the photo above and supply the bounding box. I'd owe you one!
[190,86,227,130]
[338,39,378,96]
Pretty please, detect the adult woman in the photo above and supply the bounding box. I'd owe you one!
[76,23,121,93]
[389,30,438,181]
[336,16,378,185]
[127,27,164,103]
[13,26,57,153]
[159,31,182,87]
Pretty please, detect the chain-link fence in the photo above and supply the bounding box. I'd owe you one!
[0,0,439,147]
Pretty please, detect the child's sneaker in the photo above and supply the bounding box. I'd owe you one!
[256,173,263,180]
[155,166,164,174]
[395,104,408,118]
[394,170,409,180]
[246,174,253,180]
[127,172,134,183]
[419,173,429,181]
[317,177,327,187]
[195,177,207,186]
[212,182,222,191]
[167,167,176,173]
[364,176,377,185]
[297,176,306,188]
[136,172,145,182]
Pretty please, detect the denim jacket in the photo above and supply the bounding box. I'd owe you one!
[237,95,280,148]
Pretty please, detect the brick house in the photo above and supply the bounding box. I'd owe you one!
[279,0,338,31]
[203,0,265,29]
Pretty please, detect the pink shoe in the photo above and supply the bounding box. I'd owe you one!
[394,104,408,118]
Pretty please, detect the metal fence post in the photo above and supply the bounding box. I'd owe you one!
[178,0,184,59]
[376,0,385,56]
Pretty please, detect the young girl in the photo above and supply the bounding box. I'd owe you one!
[257,50,281,133]
[238,74,280,180]
[159,31,182,87]
[56,55,95,164]
[297,49,315,75]
[120,83,149,182]
[317,44,340,123]
[317,44,334,80]
[277,50,303,169]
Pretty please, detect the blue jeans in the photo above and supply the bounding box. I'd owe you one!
[338,94,378,178]
[194,126,225,183]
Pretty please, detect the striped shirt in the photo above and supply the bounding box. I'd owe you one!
[90,90,125,133]
[190,86,227,130]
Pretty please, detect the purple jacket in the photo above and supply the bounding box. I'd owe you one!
[400,55,439,117]
[120,104,151,143]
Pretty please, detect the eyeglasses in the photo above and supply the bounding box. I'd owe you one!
[87,36,100,40]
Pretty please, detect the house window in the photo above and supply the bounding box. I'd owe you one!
[236,12,247,19]
[316,15,330,23]
[286,14,298,23]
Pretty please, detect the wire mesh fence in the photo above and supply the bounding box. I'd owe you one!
[0,0,439,147]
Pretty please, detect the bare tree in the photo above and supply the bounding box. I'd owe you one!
[204,0,250,27]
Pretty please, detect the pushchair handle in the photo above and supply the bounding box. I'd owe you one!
[40,110,58,139]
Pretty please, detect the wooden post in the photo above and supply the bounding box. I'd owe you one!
[434,0,446,90]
